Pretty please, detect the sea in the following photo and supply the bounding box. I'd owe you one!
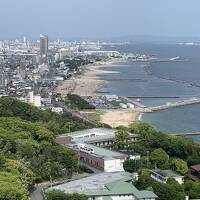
[98,43,200,143]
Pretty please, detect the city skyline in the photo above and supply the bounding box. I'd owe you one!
[1,0,200,40]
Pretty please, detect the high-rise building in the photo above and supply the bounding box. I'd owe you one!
[0,70,7,88]
[40,34,48,57]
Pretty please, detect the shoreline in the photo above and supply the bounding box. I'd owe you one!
[55,59,143,126]
[55,59,120,97]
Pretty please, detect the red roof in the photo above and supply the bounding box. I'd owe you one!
[191,164,200,171]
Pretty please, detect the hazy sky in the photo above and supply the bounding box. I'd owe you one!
[1,0,200,39]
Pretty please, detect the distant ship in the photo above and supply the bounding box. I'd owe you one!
[169,56,180,61]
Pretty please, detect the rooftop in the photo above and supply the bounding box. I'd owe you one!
[70,143,126,160]
[191,164,200,171]
[68,128,116,138]
[47,172,131,194]
[46,172,157,199]
[152,170,183,178]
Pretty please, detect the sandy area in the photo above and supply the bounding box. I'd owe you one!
[100,110,141,127]
[56,61,119,97]
[55,60,142,126]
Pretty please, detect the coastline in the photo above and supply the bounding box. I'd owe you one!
[55,60,119,97]
[55,59,142,126]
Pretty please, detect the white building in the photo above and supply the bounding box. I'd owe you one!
[129,153,141,160]
[151,170,184,184]
[51,107,63,113]
[56,128,138,173]
[22,91,41,107]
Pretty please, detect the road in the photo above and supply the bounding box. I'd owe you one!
[30,185,44,200]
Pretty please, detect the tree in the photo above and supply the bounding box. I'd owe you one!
[123,158,147,173]
[123,159,140,173]
[114,128,131,149]
[184,180,200,199]
[129,121,157,136]
[150,148,169,169]
[0,154,6,168]
[135,169,153,190]
[46,189,88,200]
[0,172,29,200]
[171,158,188,175]
[152,181,185,200]
[46,189,68,200]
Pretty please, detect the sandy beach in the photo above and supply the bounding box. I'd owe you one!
[100,110,141,128]
[56,60,142,126]
[56,61,119,97]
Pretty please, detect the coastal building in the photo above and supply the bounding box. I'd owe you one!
[84,50,121,57]
[56,128,138,148]
[190,164,200,181]
[70,143,127,172]
[46,172,157,200]
[151,170,184,184]
[56,128,138,172]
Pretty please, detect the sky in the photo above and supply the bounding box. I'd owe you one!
[1,0,200,40]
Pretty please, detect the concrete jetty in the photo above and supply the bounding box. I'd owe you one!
[145,98,200,112]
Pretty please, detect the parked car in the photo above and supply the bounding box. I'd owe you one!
[84,168,94,174]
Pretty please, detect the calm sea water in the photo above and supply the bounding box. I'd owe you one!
[99,44,200,143]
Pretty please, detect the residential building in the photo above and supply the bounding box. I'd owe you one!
[56,128,138,172]
[151,170,184,184]
[70,143,127,172]
[46,172,157,200]
[190,164,200,181]
[56,128,137,148]
[19,91,41,107]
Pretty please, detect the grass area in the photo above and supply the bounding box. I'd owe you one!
[82,110,105,122]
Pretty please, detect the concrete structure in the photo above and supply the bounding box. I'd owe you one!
[56,128,137,148]
[151,170,184,184]
[70,143,127,172]
[46,172,157,200]
[129,153,141,160]
[84,51,120,57]
[51,107,63,113]
[56,128,138,172]
[0,70,7,88]
[20,91,41,107]
[40,34,48,57]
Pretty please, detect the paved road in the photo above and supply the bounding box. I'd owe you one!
[30,185,44,200]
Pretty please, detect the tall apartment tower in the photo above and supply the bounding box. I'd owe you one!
[40,34,48,57]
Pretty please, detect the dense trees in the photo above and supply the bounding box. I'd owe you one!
[170,158,188,175]
[0,171,29,200]
[65,94,95,110]
[0,97,92,135]
[0,117,78,181]
[46,189,88,200]
[123,158,147,173]
[0,97,90,198]
[120,122,200,200]
[184,180,200,198]
[114,126,131,149]
[135,170,186,200]
[128,121,200,166]
[150,148,169,169]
